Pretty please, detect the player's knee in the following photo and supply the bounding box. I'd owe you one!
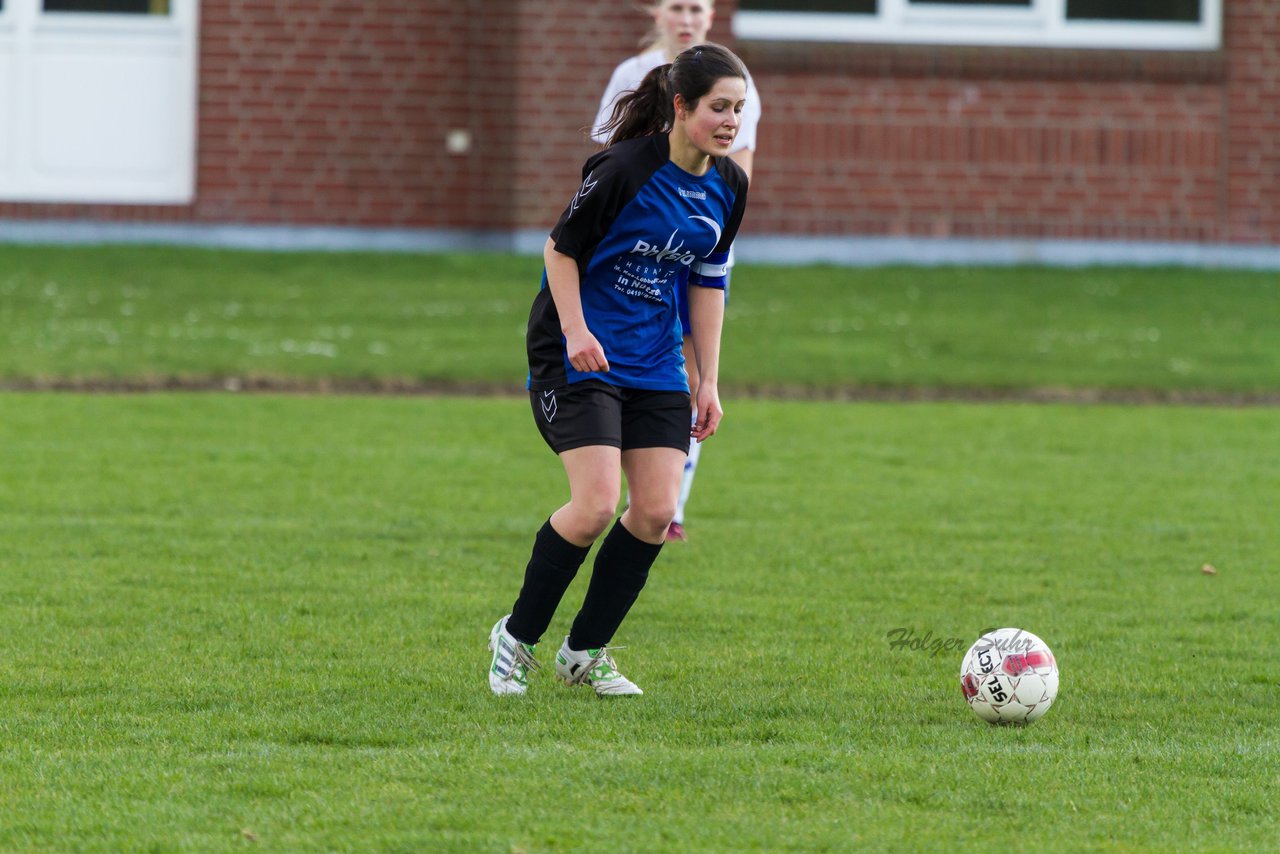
[571,496,618,539]
[628,500,676,540]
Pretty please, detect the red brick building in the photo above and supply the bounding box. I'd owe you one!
[1,1,1276,262]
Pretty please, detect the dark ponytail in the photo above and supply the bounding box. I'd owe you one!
[600,63,676,146]
[599,42,747,148]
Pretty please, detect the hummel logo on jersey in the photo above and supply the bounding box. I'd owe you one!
[677,187,707,200]
[570,171,598,213]
[631,230,697,266]
[540,390,557,421]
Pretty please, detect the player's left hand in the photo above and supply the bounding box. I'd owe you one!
[691,384,722,442]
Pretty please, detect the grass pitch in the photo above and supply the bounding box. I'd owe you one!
[1,392,1277,851]
[1,246,1277,851]
[2,245,1277,395]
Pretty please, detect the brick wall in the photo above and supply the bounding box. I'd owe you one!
[739,49,1226,242]
[0,0,1276,246]
[0,0,482,228]
[1223,0,1280,242]
[197,0,443,225]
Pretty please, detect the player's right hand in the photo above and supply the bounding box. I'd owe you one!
[565,328,609,374]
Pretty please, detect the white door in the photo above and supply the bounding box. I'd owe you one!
[0,0,198,204]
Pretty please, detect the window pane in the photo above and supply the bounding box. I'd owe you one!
[909,0,1031,5]
[1066,0,1200,22]
[738,1,877,12]
[44,0,170,13]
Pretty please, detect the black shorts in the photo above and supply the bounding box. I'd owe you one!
[530,380,691,454]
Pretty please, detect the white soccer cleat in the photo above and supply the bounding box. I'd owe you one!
[554,638,643,696]
[488,615,539,696]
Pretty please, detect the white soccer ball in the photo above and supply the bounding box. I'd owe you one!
[960,628,1059,725]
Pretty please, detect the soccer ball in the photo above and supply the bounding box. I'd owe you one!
[960,628,1059,725]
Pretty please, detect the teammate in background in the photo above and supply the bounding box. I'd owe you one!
[488,43,750,697]
[592,0,761,542]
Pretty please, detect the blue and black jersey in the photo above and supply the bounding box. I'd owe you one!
[527,134,749,393]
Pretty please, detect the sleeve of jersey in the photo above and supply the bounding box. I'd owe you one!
[591,64,631,145]
[689,250,731,290]
[735,72,763,153]
[689,171,749,291]
[549,151,625,262]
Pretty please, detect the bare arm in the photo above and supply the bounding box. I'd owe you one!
[686,283,725,441]
[693,148,747,436]
[543,237,609,374]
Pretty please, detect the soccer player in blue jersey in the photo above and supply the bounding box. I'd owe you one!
[592,0,761,543]
[488,43,750,697]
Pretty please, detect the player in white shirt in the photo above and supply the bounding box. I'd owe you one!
[592,0,761,543]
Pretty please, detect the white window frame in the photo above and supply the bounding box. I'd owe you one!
[0,0,200,204]
[733,0,1221,51]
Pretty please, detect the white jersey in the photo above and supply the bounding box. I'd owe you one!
[591,47,762,154]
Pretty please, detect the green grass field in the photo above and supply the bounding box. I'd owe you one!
[1,247,1278,851]
[2,245,1278,394]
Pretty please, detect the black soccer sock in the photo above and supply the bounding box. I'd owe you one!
[568,519,662,651]
[506,519,592,645]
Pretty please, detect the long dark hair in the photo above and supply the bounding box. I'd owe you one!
[598,42,746,148]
